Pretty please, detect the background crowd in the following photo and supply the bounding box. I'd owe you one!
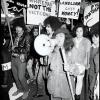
[0,15,99,100]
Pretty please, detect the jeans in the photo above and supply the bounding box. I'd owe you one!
[37,66,47,95]
[11,57,29,92]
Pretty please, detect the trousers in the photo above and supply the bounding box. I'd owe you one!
[11,57,29,92]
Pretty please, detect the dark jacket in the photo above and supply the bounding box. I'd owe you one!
[28,35,40,59]
[88,46,99,95]
[12,32,31,61]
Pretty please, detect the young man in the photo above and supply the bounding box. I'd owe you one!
[11,24,30,99]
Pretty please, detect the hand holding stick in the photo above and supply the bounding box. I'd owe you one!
[60,48,75,100]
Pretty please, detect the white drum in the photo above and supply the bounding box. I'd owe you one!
[34,34,54,56]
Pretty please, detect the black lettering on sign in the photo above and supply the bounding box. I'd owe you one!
[62,9,80,16]
[29,4,41,9]
[85,3,99,20]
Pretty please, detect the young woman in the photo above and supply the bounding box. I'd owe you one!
[64,24,91,100]
[88,33,99,100]
[44,16,74,100]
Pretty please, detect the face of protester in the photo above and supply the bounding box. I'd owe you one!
[16,26,24,37]
[76,27,83,38]
[92,35,99,46]
[33,28,39,37]
[46,24,54,37]
[56,33,65,47]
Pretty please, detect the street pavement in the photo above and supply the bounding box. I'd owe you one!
[0,79,50,100]
[17,80,50,100]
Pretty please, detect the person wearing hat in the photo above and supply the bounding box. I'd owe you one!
[11,17,31,99]
[44,16,75,100]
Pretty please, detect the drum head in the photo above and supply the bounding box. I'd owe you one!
[34,34,52,56]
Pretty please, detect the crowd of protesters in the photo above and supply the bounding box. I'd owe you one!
[0,16,99,100]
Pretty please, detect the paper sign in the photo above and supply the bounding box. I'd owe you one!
[84,2,99,27]
[27,0,56,25]
[59,0,81,19]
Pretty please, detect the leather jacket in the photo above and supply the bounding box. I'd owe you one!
[12,33,30,60]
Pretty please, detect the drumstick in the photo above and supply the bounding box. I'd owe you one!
[39,23,42,35]
[60,48,75,100]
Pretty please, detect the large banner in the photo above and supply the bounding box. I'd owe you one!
[84,2,99,27]
[27,0,56,25]
[58,0,81,19]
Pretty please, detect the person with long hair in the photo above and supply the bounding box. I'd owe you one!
[65,23,91,100]
[44,16,75,100]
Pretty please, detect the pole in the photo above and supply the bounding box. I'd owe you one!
[71,19,74,30]
[39,23,42,35]
[6,16,14,46]
[23,8,26,24]
[56,0,60,18]
[1,0,13,46]
[60,48,75,100]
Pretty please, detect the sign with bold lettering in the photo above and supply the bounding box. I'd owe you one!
[58,0,81,19]
[84,2,99,27]
[27,0,56,25]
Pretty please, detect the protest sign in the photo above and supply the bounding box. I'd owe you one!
[27,0,56,25]
[58,0,81,19]
[84,2,99,27]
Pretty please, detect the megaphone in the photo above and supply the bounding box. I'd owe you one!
[34,34,57,56]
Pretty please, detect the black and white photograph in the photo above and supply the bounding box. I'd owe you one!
[0,0,99,100]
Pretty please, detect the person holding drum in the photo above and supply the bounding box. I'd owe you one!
[44,16,75,100]
[27,25,49,97]
[27,26,40,82]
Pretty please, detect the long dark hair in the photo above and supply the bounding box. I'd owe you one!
[72,23,88,37]
[44,16,74,51]
[53,28,74,52]
[44,16,62,32]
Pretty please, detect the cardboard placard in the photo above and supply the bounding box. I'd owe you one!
[58,0,81,19]
[84,2,99,27]
[27,0,56,25]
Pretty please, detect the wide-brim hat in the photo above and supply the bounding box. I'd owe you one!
[52,28,70,38]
